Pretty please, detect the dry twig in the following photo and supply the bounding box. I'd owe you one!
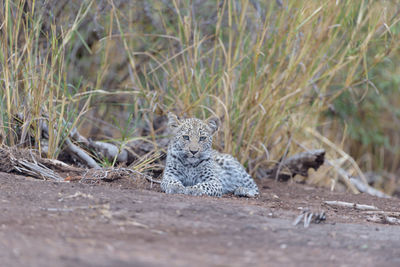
[323,201,378,210]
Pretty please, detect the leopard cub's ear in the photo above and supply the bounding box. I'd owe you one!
[206,116,220,135]
[168,112,181,130]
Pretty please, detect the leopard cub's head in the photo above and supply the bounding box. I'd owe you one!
[167,112,219,163]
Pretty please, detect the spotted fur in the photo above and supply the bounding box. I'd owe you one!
[161,113,259,197]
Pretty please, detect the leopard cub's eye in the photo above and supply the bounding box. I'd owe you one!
[199,136,207,141]
[183,135,190,140]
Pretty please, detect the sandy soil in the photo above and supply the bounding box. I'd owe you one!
[0,172,399,267]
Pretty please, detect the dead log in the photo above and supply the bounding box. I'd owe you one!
[88,139,130,163]
[265,149,325,181]
[65,138,100,169]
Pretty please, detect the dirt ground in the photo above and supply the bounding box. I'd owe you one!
[0,172,399,267]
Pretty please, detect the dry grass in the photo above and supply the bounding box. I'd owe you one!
[0,0,94,158]
[0,0,399,192]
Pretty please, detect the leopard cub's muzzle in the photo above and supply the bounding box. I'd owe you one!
[188,142,200,156]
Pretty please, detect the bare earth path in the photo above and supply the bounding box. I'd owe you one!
[0,172,399,267]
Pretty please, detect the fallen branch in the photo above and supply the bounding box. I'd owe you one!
[350,178,391,198]
[65,138,100,169]
[323,200,378,210]
[88,139,130,163]
[325,163,390,197]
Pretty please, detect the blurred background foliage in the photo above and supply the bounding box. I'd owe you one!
[1,0,400,194]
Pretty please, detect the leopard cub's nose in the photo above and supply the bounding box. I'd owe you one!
[190,149,198,155]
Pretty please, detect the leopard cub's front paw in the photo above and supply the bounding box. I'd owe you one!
[165,184,186,194]
[234,187,259,198]
[184,186,205,196]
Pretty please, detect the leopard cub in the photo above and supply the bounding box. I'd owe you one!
[161,113,259,197]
